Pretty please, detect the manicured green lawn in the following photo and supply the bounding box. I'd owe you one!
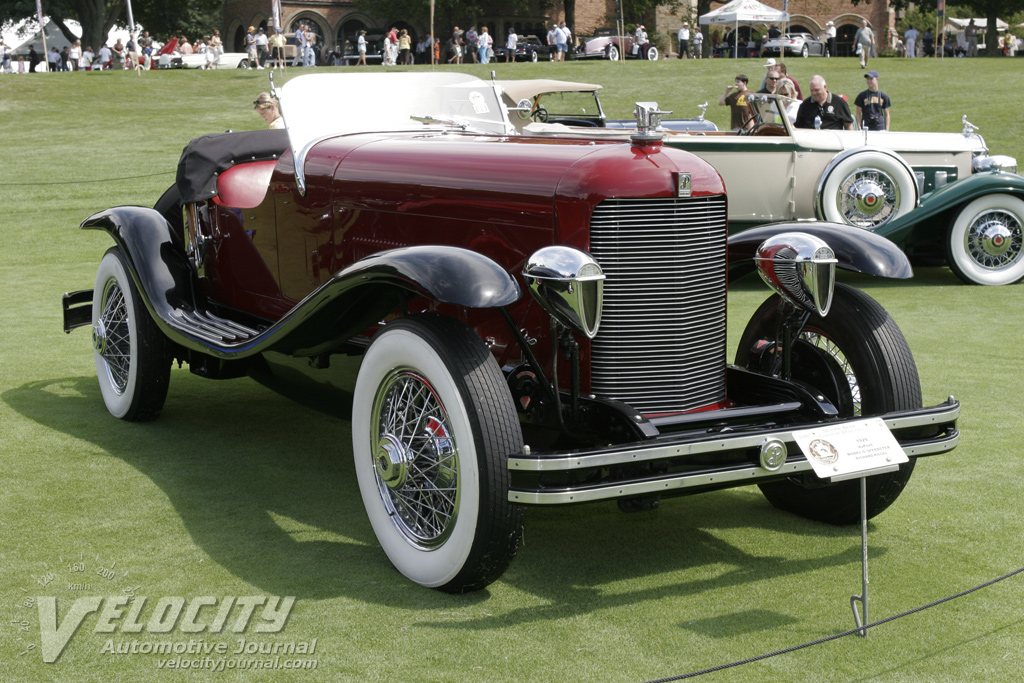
[1,58,1023,682]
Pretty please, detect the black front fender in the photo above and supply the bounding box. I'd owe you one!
[728,222,913,282]
[82,206,521,358]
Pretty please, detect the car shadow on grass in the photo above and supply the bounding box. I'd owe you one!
[6,374,886,618]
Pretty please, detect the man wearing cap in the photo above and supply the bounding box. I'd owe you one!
[854,70,890,131]
[678,23,690,59]
[759,58,776,90]
[255,28,269,69]
[794,75,854,130]
[825,21,836,57]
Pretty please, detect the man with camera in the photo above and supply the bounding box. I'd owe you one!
[854,70,891,132]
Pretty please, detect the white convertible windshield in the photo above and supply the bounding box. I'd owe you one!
[274,72,514,193]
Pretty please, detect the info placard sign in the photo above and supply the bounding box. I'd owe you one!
[793,417,908,482]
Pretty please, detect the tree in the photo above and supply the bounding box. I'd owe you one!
[867,0,1017,56]
[352,0,551,34]
[956,0,1018,54]
[1,0,221,51]
[131,0,222,42]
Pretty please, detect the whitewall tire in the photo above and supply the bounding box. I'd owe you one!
[92,248,171,421]
[352,314,524,592]
[819,151,917,229]
[946,194,1024,285]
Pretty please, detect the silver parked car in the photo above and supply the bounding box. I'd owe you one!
[761,32,829,58]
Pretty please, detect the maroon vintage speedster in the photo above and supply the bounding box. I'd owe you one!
[63,73,959,592]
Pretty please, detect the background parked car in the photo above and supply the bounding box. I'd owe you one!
[518,92,1024,285]
[761,32,829,58]
[339,29,386,65]
[498,78,717,132]
[494,34,554,62]
[577,27,658,60]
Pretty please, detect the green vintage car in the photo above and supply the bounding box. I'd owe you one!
[515,88,1023,286]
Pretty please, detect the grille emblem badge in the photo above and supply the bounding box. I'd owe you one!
[678,173,692,198]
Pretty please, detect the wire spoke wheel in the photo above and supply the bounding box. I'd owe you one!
[353,314,524,592]
[92,248,171,421]
[94,279,131,394]
[947,194,1024,285]
[965,209,1024,268]
[736,284,922,524]
[837,169,900,228]
[819,151,917,230]
[372,369,460,549]
[798,331,861,416]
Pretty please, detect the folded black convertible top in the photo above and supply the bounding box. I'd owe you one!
[176,129,289,204]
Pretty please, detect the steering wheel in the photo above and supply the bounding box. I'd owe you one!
[739,121,759,136]
[532,107,549,123]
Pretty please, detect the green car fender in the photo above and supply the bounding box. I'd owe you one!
[875,171,1024,247]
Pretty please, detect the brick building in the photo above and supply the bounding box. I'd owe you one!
[221,0,893,60]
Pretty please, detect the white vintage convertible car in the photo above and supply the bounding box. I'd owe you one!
[157,51,251,69]
[509,83,1023,286]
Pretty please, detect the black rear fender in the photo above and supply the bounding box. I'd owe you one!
[81,207,521,358]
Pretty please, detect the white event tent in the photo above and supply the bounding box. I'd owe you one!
[699,0,789,58]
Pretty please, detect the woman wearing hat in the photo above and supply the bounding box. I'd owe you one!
[825,21,836,57]
[245,26,258,68]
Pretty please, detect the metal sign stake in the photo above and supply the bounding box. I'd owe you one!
[850,476,869,637]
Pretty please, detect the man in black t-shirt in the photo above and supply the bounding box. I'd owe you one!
[794,75,853,130]
[854,70,891,131]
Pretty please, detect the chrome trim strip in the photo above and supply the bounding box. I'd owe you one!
[508,402,960,473]
[508,431,960,505]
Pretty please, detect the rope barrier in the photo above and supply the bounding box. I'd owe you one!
[642,564,1024,682]
[0,171,174,187]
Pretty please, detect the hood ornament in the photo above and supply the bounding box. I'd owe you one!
[630,102,671,145]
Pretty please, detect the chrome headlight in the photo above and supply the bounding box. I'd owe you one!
[973,155,1018,175]
[523,246,605,339]
[754,233,837,316]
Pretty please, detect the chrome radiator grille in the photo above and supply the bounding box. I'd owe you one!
[589,196,728,414]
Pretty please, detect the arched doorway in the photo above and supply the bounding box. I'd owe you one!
[232,26,245,53]
[836,22,860,58]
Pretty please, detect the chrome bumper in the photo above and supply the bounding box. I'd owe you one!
[508,399,960,505]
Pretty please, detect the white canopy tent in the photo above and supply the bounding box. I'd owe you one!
[945,17,1008,32]
[699,0,789,58]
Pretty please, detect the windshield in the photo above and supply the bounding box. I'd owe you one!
[535,90,604,120]
[275,72,514,193]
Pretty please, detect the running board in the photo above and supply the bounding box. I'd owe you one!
[172,309,262,345]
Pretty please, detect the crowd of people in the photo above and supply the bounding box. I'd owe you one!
[0,28,233,72]
[720,58,894,132]
[4,15,1020,75]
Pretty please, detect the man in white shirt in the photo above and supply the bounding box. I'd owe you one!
[505,28,517,62]
[555,22,570,61]
[904,26,919,57]
[825,21,836,57]
[97,44,112,69]
[255,28,269,69]
[678,23,690,59]
[294,23,307,66]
